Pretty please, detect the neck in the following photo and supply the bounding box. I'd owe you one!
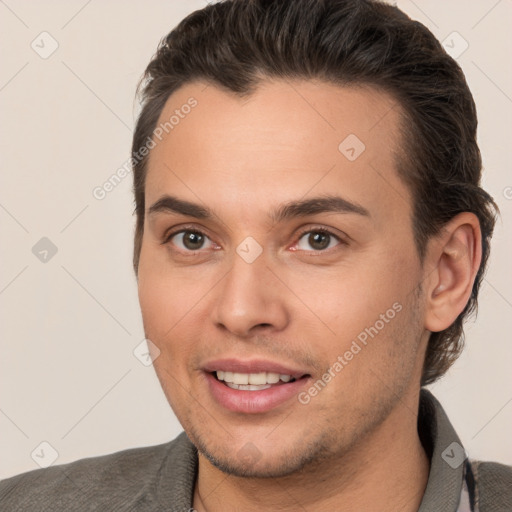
[193,388,430,512]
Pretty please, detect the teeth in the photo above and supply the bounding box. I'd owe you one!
[234,372,249,385]
[215,371,295,385]
[226,382,272,391]
[266,372,280,384]
[249,372,267,385]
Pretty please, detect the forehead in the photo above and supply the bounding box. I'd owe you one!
[144,79,410,224]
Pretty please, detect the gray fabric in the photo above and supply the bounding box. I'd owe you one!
[417,388,465,511]
[471,460,512,511]
[457,462,473,512]
[1,388,510,511]
[0,433,198,511]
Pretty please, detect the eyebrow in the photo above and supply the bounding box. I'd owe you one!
[147,194,370,223]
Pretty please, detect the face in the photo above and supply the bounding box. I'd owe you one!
[137,79,428,478]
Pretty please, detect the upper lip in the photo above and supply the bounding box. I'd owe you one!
[203,358,310,379]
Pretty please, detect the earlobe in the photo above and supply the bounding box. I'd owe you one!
[424,213,482,332]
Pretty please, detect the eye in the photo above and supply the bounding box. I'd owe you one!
[295,228,343,252]
[166,229,215,252]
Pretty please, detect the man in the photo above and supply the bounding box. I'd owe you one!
[1,0,511,510]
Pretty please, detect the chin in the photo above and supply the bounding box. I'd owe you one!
[189,425,333,479]
[201,448,313,479]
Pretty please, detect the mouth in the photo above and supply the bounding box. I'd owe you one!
[202,361,311,413]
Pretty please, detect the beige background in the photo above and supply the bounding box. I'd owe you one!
[0,0,511,479]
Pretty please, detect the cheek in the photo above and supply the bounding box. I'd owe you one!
[138,269,196,404]
[137,244,202,339]
[138,276,172,340]
[304,250,420,355]
[137,247,214,381]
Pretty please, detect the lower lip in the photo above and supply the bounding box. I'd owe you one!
[204,372,310,414]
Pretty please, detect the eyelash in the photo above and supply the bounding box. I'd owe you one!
[162,224,347,254]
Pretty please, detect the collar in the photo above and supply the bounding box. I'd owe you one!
[157,388,464,511]
[417,388,465,511]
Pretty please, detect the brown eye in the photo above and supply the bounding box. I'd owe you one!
[309,232,329,250]
[296,229,341,251]
[168,230,212,251]
[183,231,204,250]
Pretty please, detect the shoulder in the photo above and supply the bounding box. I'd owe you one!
[0,433,193,512]
[470,459,512,511]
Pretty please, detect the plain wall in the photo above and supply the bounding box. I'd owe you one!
[0,0,511,479]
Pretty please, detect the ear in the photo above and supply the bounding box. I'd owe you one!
[423,212,482,333]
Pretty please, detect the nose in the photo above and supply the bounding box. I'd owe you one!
[211,251,290,338]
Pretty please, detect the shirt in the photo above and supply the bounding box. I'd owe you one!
[1,388,511,511]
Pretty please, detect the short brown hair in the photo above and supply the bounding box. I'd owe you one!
[131,0,498,385]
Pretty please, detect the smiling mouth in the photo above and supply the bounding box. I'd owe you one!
[211,370,308,391]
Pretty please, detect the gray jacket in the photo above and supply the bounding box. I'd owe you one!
[1,389,511,511]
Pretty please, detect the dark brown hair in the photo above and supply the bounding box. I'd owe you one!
[131,0,498,385]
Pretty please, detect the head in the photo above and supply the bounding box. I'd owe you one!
[132,0,497,477]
